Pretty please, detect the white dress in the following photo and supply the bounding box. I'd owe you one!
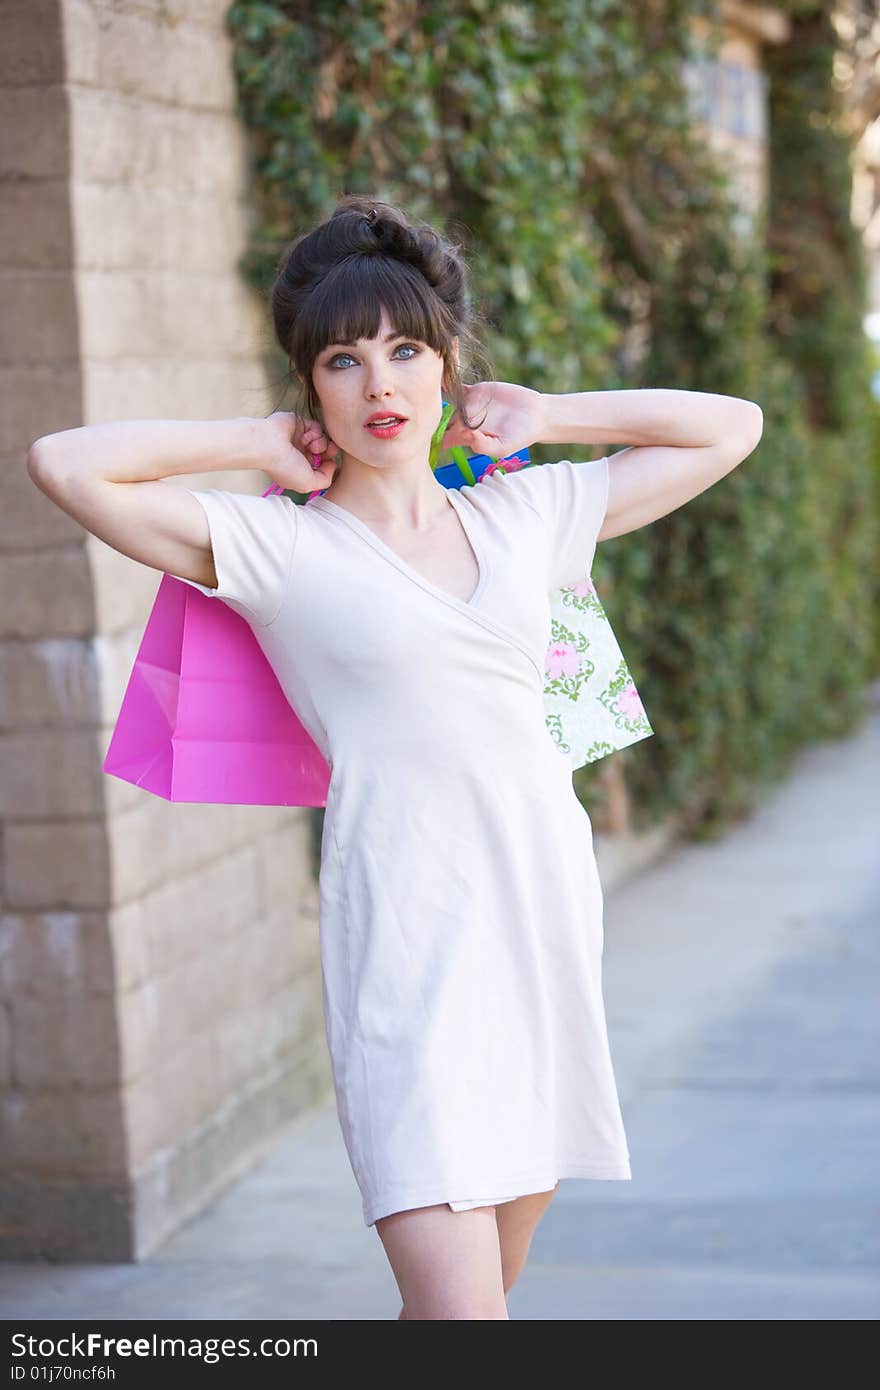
[170,457,632,1226]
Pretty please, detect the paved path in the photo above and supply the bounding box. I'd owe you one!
[3,692,878,1320]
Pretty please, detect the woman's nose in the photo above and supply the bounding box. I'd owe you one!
[364,368,395,398]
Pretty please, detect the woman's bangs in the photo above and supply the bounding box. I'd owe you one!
[302,257,445,364]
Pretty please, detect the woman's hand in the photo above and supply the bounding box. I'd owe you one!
[259,411,342,492]
[441,381,546,462]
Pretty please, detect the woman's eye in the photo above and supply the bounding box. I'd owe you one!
[328,343,420,369]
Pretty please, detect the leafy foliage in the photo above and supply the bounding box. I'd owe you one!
[227,0,878,843]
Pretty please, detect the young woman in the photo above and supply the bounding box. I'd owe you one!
[27,195,763,1320]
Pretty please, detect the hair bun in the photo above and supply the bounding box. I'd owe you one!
[367,214,421,268]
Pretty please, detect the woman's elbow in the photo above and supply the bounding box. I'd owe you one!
[740,400,764,450]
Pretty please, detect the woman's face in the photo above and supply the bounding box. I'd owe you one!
[310,305,457,472]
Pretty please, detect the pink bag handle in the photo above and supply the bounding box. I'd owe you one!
[262,480,328,502]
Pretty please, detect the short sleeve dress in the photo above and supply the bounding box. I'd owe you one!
[167,458,632,1226]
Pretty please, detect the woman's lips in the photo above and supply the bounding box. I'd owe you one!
[365,418,407,438]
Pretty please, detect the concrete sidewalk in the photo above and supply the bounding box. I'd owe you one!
[3,692,878,1320]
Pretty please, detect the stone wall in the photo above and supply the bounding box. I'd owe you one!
[0,0,330,1260]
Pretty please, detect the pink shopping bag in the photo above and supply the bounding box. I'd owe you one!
[102,483,331,807]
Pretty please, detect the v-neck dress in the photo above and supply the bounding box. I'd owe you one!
[171,457,632,1225]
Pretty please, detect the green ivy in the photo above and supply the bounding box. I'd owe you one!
[227,0,878,850]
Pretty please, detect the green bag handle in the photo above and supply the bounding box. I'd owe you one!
[428,402,458,470]
[428,400,513,482]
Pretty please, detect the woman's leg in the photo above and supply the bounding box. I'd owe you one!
[494,1184,560,1295]
[376,1203,508,1320]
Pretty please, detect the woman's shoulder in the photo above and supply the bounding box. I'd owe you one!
[453,466,545,520]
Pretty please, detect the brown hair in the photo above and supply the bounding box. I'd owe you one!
[270,193,493,434]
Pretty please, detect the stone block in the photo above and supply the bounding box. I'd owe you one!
[72,179,250,275]
[0,272,79,368]
[11,989,119,1088]
[4,818,111,910]
[108,791,269,906]
[0,367,83,458]
[0,1086,126,1177]
[0,729,104,817]
[139,842,262,979]
[129,1028,333,1259]
[65,0,236,111]
[71,90,248,198]
[151,931,247,1056]
[108,897,150,993]
[215,961,326,1097]
[0,546,93,639]
[78,267,263,359]
[0,182,73,272]
[115,978,159,1086]
[0,0,65,85]
[0,637,98,729]
[0,87,69,181]
[0,909,114,1002]
[0,460,89,551]
[85,356,275,424]
[0,1172,133,1261]
[125,1027,228,1163]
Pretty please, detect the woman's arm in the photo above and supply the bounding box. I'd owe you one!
[537,387,764,541]
[26,417,273,589]
[445,381,763,541]
[28,412,334,492]
[26,414,335,587]
[538,386,762,451]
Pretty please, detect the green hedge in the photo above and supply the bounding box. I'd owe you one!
[227,0,878,846]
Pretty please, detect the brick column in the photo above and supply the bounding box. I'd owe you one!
[0,0,330,1261]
